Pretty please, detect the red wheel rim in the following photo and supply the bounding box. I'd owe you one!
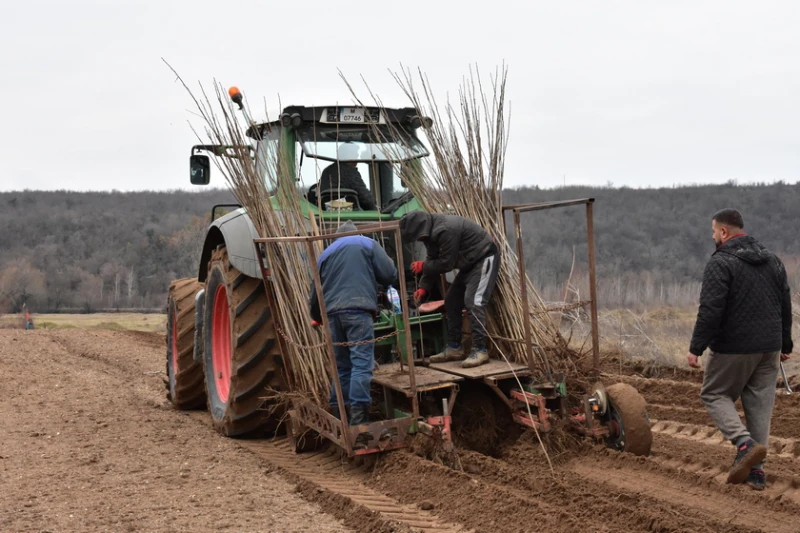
[171,309,179,376]
[211,284,232,403]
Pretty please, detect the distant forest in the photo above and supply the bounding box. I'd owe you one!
[1,182,798,313]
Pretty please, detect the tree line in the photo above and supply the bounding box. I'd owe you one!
[1,182,798,313]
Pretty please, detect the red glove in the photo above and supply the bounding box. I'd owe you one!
[311,320,322,328]
[413,288,427,303]
[411,261,424,275]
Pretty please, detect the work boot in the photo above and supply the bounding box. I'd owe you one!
[330,404,350,421]
[727,438,767,484]
[745,468,766,491]
[429,345,464,363]
[349,406,373,450]
[461,348,489,368]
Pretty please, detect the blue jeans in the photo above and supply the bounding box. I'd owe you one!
[328,312,374,409]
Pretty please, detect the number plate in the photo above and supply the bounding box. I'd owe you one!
[339,107,365,123]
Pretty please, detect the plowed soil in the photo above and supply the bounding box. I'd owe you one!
[0,330,351,533]
[2,329,799,533]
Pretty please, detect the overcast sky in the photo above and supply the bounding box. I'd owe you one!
[1,1,798,192]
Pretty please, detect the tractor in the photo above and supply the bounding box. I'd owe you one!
[165,88,653,458]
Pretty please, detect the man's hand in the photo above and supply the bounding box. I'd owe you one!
[687,352,702,368]
[411,261,424,275]
[781,353,791,362]
[413,288,427,304]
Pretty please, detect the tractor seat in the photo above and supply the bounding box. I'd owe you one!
[318,188,362,211]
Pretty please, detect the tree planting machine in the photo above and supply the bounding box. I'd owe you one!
[165,87,653,459]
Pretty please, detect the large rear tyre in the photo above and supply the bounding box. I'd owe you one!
[203,248,287,437]
[605,383,652,456]
[166,278,207,409]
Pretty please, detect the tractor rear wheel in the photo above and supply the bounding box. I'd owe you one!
[166,278,207,409]
[605,383,652,456]
[203,248,287,437]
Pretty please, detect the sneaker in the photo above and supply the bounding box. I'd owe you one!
[461,349,489,368]
[745,468,766,491]
[727,438,767,484]
[429,346,464,363]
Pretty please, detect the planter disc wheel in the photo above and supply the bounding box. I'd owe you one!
[604,383,653,456]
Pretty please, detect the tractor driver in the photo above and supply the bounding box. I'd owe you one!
[309,143,377,211]
[399,211,500,369]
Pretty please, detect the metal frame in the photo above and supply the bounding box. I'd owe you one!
[502,198,600,375]
[253,221,420,456]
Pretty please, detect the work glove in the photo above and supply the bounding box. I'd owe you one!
[411,261,424,275]
[413,288,427,304]
[311,320,322,328]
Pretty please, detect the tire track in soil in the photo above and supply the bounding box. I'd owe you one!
[609,374,800,439]
[651,419,800,462]
[187,414,470,533]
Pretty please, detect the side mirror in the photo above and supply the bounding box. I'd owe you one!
[190,154,210,185]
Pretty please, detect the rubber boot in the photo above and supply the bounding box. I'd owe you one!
[349,406,373,450]
[461,348,489,368]
[331,404,350,421]
[429,345,464,364]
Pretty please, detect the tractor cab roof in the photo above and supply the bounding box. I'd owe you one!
[246,105,430,139]
[248,105,431,163]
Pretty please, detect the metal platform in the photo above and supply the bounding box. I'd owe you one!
[428,359,530,379]
[373,363,463,395]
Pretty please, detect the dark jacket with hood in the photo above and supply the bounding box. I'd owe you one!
[399,211,495,292]
[689,235,793,356]
[309,221,398,322]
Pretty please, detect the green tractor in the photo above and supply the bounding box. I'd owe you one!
[166,88,653,457]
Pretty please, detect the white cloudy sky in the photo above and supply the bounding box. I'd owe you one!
[1,0,798,192]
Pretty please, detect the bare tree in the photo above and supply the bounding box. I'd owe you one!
[0,259,47,312]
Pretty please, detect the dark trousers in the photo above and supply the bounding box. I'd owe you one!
[327,312,375,409]
[445,252,500,351]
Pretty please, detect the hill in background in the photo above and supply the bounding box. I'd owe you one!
[1,182,798,312]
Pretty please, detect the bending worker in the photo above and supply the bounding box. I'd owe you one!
[399,211,500,368]
[309,221,397,447]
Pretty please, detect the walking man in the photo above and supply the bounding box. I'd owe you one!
[399,211,500,368]
[688,208,793,490]
[309,221,397,447]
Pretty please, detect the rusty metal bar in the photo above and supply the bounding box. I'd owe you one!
[393,229,418,420]
[586,201,601,374]
[303,239,353,455]
[513,210,537,375]
[502,198,594,213]
[255,223,400,244]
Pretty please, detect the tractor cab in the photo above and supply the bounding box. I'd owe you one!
[190,103,431,218]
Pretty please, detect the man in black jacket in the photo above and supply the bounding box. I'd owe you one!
[399,211,500,368]
[688,208,793,490]
[309,221,398,447]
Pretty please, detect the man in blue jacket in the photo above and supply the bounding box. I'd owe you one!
[309,221,398,446]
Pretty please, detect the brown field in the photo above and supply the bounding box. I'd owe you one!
[0,312,167,332]
[1,308,798,532]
